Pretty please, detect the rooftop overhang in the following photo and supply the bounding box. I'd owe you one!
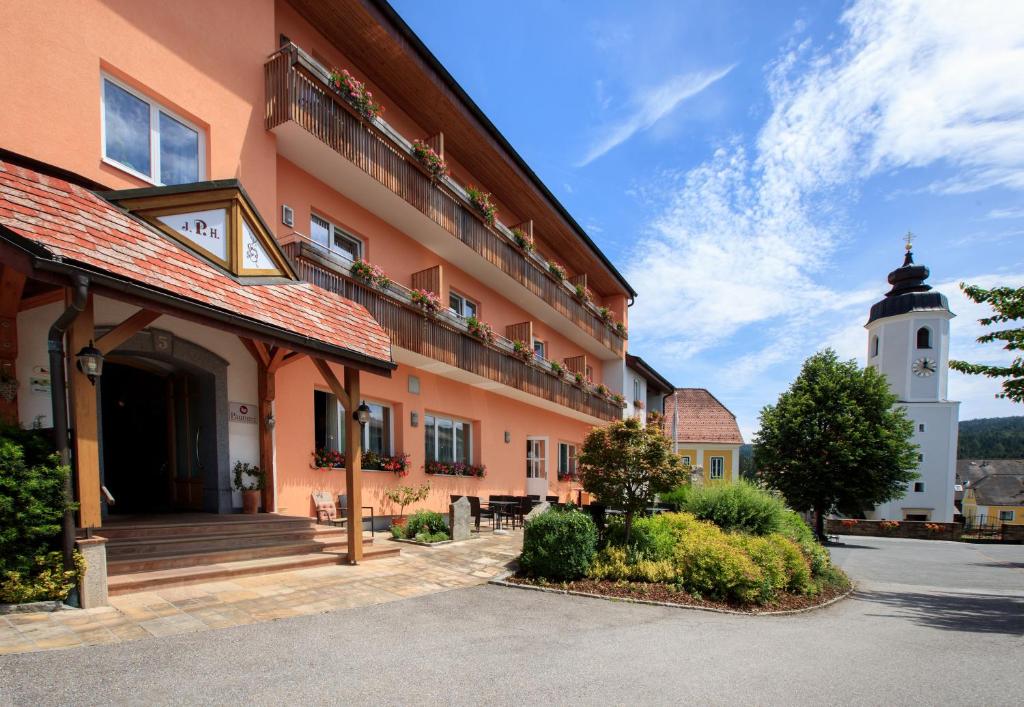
[626,353,675,395]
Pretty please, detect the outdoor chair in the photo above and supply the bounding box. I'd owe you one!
[313,490,341,526]
[514,496,534,529]
[338,494,375,537]
[545,495,559,504]
[527,494,541,503]
[467,496,494,530]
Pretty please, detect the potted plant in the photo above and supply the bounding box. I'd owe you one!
[328,67,383,121]
[411,288,441,314]
[548,260,566,280]
[615,322,628,339]
[466,185,497,226]
[574,282,591,303]
[383,483,431,527]
[510,227,534,253]
[350,258,391,289]
[411,139,448,179]
[233,461,265,514]
[466,315,496,344]
[549,360,564,378]
[512,339,534,363]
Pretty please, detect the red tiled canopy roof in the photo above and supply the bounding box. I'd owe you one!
[664,388,744,445]
[0,159,392,369]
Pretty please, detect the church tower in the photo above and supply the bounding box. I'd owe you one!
[865,237,959,522]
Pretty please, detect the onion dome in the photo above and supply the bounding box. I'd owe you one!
[868,239,950,323]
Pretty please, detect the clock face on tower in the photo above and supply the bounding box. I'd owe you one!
[912,357,936,377]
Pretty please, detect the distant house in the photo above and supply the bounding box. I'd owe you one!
[664,388,744,483]
[959,460,1024,526]
[623,354,675,420]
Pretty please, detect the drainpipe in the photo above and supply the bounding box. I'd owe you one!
[47,273,89,573]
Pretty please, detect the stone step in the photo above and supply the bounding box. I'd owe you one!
[106,544,401,595]
[99,515,316,541]
[105,526,347,559]
[107,537,354,575]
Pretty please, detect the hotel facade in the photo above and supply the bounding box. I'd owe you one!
[0,0,658,596]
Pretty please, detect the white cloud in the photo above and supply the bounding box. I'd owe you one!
[624,0,1024,435]
[987,207,1024,220]
[578,65,734,166]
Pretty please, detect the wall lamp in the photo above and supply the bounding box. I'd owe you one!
[353,400,371,427]
[75,341,104,385]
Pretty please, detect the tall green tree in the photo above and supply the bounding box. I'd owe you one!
[950,283,1024,404]
[754,349,918,539]
[578,416,686,544]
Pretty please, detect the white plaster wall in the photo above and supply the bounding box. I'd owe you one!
[17,297,260,509]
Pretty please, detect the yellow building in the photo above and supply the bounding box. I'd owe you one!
[664,388,744,483]
[959,460,1024,526]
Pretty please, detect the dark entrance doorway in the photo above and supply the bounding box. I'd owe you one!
[100,361,207,514]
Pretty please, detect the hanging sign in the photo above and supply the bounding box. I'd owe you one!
[229,401,258,425]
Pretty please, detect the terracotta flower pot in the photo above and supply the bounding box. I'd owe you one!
[242,489,260,514]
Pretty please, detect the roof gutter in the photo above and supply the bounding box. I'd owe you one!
[367,0,637,299]
[28,253,396,376]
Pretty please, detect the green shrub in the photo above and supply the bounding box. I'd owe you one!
[405,510,447,538]
[519,508,598,581]
[778,510,831,577]
[0,551,83,604]
[413,531,449,544]
[589,547,677,583]
[609,511,702,561]
[672,481,787,535]
[672,525,762,603]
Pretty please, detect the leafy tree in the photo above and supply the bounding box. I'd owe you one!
[578,416,686,544]
[950,283,1024,403]
[753,349,918,539]
[957,416,1024,459]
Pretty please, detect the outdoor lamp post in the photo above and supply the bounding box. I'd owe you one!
[353,400,371,427]
[75,341,104,385]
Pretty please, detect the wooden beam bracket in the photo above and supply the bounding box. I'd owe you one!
[96,309,161,355]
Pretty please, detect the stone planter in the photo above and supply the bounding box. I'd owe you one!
[241,489,260,514]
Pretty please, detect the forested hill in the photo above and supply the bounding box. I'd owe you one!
[957,417,1024,459]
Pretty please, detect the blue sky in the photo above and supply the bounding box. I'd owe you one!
[390,0,1024,439]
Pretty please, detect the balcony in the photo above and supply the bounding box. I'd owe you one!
[282,238,625,423]
[265,44,625,360]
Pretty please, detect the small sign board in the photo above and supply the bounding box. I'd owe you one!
[229,401,258,425]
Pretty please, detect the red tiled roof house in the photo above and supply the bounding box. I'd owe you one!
[664,388,744,483]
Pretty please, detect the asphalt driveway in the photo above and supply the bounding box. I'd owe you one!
[1,537,1021,706]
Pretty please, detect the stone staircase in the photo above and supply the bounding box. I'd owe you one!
[100,514,398,595]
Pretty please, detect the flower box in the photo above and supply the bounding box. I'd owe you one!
[466,186,497,226]
[411,139,448,179]
[328,68,383,121]
[411,288,442,314]
[424,461,487,478]
[350,258,392,289]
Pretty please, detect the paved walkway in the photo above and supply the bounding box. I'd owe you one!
[0,531,521,654]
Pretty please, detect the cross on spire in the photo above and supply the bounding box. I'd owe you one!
[904,231,915,252]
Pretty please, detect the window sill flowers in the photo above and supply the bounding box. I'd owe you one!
[363,451,412,477]
[411,288,442,314]
[425,461,487,478]
[466,186,497,226]
[466,315,496,344]
[613,393,626,406]
[411,139,448,179]
[350,258,391,289]
[328,67,383,121]
[557,470,579,482]
[511,227,535,253]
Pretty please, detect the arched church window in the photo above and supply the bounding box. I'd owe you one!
[916,327,932,349]
[871,335,879,357]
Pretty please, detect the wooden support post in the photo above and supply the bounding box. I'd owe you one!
[257,357,276,514]
[0,266,26,424]
[66,292,102,528]
[344,366,363,564]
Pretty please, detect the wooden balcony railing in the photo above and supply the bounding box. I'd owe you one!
[266,44,625,357]
[282,239,624,422]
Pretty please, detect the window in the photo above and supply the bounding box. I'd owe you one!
[310,213,362,261]
[558,442,577,478]
[871,335,880,357]
[527,438,547,479]
[918,423,926,432]
[448,290,478,319]
[314,391,391,455]
[918,453,924,462]
[681,456,691,466]
[633,378,642,402]
[533,339,546,360]
[913,482,925,493]
[998,510,1015,522]
[424,414,471,463]
[916,327,932,349]
[709,456,724,480]
[102,76,203,186]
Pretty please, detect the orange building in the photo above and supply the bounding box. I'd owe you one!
[0,1,643,600]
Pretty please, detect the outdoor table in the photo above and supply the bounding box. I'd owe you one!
[485,500,518,530]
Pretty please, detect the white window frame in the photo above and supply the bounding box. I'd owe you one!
[527,437,548,479]
[448,290,478,319]
[314,390,392,455]
[424,413,472,464]
[998,510,1014,522]
[633,377,642,402]
[100,73,205,186]
[558,442,577,477]
[533,338,546,360]
[709,456,725,480]
[871,335,880,357]
[310,212,363,261]
[681,456,691,466]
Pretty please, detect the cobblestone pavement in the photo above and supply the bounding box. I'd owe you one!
[0,531,521,654]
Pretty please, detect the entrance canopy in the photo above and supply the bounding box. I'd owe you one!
[0,156,393,374]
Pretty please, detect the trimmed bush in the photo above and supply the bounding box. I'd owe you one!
[519,508,598,581]
[405,510,447,538]
[778,510,831,578]
[669,481,788,536]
